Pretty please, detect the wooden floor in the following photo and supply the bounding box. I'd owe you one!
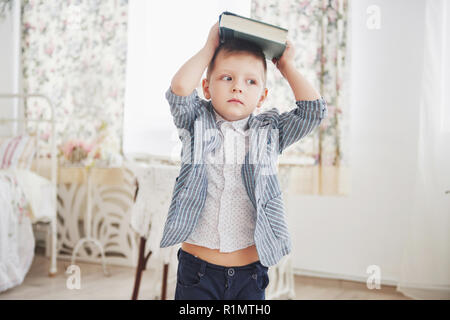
[0,253,412,300]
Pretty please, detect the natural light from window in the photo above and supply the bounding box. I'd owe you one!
[123,0,251,158]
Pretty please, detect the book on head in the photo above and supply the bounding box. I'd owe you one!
[218,11,288,60]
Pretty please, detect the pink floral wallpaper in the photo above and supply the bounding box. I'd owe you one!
[251,0,349,171]
[21,0,128,166]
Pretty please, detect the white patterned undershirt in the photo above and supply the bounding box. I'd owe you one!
[185,108,256,252]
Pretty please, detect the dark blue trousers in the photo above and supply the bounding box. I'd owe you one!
[175,248,269,300]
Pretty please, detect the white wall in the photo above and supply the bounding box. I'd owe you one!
[287,0,426,285]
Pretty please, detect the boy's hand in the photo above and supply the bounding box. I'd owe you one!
[170,22,219,96]
[204,21,220,52]
[271,39,321,100]
[272,39,295,77]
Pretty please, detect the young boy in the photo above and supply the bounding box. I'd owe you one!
[160,21,327,300]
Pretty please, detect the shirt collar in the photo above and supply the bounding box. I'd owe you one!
[213,108,250,133]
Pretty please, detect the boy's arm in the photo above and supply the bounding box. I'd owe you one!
[272,40,328,154]
[274,40,321,101]
[167,22,219,131]
[171,22,219,96]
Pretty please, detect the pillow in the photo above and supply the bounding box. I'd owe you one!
[9,168,56,223]
[0,135,37,170]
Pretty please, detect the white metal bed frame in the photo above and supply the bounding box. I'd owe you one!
[0,93,58,276]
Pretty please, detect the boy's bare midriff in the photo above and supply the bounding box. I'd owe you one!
[181,242,259,267]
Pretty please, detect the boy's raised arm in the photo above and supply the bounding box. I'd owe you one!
[272,39,328,154]
[272,40,321,101]
[171,22,220,96]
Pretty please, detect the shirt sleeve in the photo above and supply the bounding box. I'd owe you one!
[165,86,201,131]
[277,96,328,155]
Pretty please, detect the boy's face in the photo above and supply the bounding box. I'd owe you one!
[202,51,268,122]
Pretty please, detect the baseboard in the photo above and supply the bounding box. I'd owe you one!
[293,267,399,287]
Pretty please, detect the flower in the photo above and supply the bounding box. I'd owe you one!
[59,121,122,167]
[59,139,94,164]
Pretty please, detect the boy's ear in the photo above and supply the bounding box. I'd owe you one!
[202,78,211,100]
[257,88,268,107]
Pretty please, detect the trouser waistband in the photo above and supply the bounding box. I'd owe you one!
[177,248,267,272]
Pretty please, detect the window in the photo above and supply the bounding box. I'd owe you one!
[123,0,251,157]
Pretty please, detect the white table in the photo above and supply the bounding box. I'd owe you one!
[128,161,181,299]
[129,163,180,260]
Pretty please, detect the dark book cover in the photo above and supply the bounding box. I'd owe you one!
[218,11,288,60]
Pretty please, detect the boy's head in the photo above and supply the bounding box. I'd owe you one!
[202,39,268,122]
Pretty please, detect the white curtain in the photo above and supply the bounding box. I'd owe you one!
[396,0,450,300]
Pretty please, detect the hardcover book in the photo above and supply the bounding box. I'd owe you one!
[218,11,288,60]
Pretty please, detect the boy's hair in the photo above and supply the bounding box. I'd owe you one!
[206,38,267,85]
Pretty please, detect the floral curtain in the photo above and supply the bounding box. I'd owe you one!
[21,0,128,167]
[251,0,350,195]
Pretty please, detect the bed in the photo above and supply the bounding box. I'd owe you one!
[0,93,58,293]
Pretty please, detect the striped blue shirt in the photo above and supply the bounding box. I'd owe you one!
[160,86,328,267]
